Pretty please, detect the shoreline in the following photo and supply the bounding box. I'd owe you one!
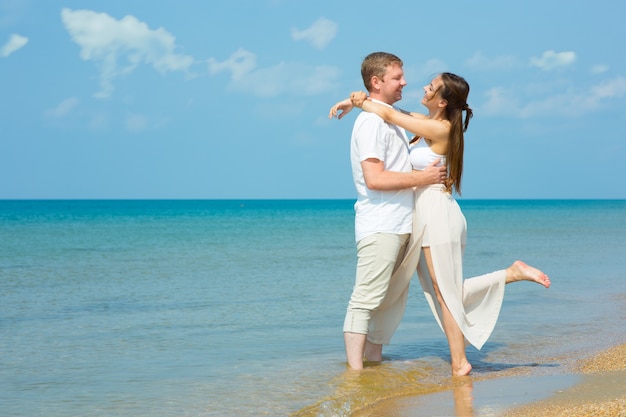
[351,342,626,416]
[500,343,626,417]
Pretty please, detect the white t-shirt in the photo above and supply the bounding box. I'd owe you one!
[350,101,414,242]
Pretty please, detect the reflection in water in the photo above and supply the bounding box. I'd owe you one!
[453,379,474,417]
[292,361,432,416]
[292,360,477,417]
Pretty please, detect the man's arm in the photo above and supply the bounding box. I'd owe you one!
[362,158,446,191]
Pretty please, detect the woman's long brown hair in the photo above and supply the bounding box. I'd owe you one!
[440,73,472,195]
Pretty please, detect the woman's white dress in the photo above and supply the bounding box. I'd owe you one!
[367,139,506,349]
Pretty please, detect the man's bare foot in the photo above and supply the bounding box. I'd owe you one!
[452,360,472,377]
[507,260,551,288]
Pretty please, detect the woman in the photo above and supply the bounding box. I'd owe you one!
[329,73,551,376]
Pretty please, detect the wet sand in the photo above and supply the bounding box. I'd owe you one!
[352,343,626,416]
[500,343,626,417]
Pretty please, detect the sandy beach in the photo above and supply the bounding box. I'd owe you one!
[500,343,626,417]
[351,342,626,416]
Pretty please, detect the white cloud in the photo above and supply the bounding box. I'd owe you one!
[291,17,337,50]
[481,77,626,118]
[236,62,341,97]
[61,8,194,98]
[44,97,80,119]
[464,51,519,71]
[0,33,28,57]
[480,87,521,117]
[126,114,148,132]
[208,49,341,97]
[590,76,626,100]
[406,58,448,83]
[530,50,576,71]
[591,64,609,74]
[85,111,110,130]
[207,48,256,80]
[44,96,113,130]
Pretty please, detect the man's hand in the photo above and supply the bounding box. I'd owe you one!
[421,158,447,185]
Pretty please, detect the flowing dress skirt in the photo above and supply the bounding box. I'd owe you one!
[368,185,505,349]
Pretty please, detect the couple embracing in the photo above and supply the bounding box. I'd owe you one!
[329,52,550,374]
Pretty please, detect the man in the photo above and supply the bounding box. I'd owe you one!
[331,52,446,370]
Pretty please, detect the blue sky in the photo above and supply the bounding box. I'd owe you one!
[1,0,625,199]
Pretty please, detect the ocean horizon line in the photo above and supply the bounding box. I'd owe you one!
[2,197,625,202]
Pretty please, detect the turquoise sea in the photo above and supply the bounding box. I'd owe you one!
[1,199,625,417]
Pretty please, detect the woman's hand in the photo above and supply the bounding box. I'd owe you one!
[328,98,353,120]
[350,91,368,108]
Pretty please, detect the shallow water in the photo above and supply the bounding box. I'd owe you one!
[353,374,582,417]
[1,199,625,416]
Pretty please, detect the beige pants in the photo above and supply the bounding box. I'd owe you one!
[343,232,410,335]
[366,228,422,344]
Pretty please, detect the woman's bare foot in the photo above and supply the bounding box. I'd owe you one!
[506,260,551,288]
[452,360,472,377]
